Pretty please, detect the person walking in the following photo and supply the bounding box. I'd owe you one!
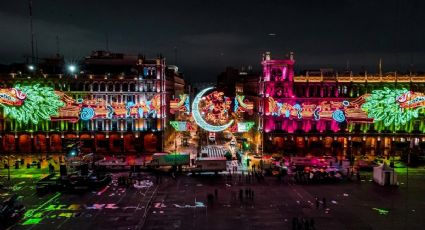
[322,197,327,209]
[315,196,319,209]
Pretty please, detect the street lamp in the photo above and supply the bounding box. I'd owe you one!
[28,65,35,71]
[68,65,77,74]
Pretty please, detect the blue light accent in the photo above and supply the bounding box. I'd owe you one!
[276,102,283,116]
[314,106,321,120]
[106,105,114,119]
[332,109,346,123]
[285,110,290,118]
[76,98,83,104]
[80,107,95,120]
[234,97,239,112]
[126,102,135,117]
[293,104,302,119]
[184,96,190,113]
[342,100,350,106]
[138,108,144,118]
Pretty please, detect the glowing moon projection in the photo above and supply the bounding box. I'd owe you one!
[191,87,234,132]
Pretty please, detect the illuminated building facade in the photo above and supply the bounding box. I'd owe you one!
[0,51,183,155]
[259,52,425,157]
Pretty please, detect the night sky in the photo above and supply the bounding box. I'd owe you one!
[0,0,424,81]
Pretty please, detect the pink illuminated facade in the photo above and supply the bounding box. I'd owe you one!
[258,52,425,157]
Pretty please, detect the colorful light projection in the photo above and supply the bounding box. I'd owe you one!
[234,95,254,115]
[235,121,255,132]
[58,94,161,121]
[171,91,254,133]
[170,94,190,114]
[169,121,196,131]
[0,85,161,124]
[362,88,425,127]
[266,88,425,128]
[0,85,64,124]
[266,97,357,123]
[191,87,234,132]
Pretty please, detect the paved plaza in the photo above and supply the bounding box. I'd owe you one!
[1,165,425,230]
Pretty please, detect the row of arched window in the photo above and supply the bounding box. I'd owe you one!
[292,83,424,98]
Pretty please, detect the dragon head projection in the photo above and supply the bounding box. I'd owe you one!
[0,84,65,124]
[0,88,27,106]
[361,88,425,127]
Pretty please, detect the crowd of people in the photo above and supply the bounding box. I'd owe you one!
[293,168,344,184]
[292,217,315,230]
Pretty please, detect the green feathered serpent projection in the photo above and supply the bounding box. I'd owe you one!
[0,84,65,124]
[361,87,420,127]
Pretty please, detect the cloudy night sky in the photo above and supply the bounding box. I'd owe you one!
[0,0,424,81]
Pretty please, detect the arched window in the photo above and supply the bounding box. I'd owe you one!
[93,82,99,91]
[129,83,136,92]
[122,83,129,92]
[100,83,106,91]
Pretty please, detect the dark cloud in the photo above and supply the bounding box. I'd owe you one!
[0,0,424,81]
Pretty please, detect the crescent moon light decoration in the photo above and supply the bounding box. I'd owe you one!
[191,87,234,132]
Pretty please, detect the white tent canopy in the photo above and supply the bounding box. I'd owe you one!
[373,163,397,186]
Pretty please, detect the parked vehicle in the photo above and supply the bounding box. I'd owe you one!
[193,159,227,172]
[193,149,227,173]
[148,153,190,167]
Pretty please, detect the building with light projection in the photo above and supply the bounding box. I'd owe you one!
[0,51,183,155]
[259,52,425,157]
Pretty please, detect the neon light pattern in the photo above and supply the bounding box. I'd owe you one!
[236,122,255,132]
[80,107,95,120]
[170,121,188,131]
[126,102,135,118]
[58,94,161,120]
[0,84,64,124]
[361,88,423,127]
[200,90,232,125]
[170,94,190,114]
[293,104,302,119]
[313,106,321,120]
[191,87,234,132]
[266,97,367,121]
[234,95,254,114]
[106,105,114,118]
[332,109,345,122]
